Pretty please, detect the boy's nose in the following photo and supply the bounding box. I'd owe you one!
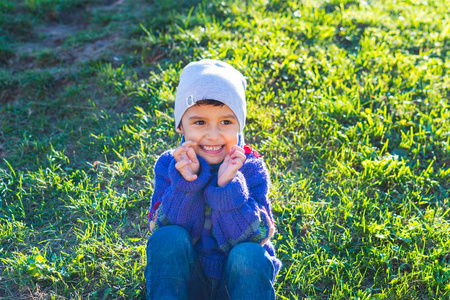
[206,126,220,140]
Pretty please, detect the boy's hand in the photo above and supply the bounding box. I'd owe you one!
[173,141,200,181]
[217,145,246,187]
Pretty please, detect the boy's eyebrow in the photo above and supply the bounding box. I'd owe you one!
[188,114,237,120]
[221,114,237,119]
[188,115,204,120]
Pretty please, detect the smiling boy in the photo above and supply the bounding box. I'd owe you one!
[145,59,281,299]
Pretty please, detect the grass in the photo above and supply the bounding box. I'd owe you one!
[1,0,450,298]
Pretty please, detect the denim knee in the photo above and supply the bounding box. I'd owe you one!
[218,242,276,300]
[145,226,195,299]
[227,242,275,282]
[146,225,192,254]
[145,225,195,277]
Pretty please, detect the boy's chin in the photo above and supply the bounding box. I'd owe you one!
[199,154,225,165]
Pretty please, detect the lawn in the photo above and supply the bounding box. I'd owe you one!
[1,0,450,299]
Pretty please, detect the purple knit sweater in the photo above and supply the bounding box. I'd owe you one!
[148,148,281,280]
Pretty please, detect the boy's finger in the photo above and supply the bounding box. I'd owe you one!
[223,153,231,162]
[173,141,197,160]
[180,151,189,161]
[172,148,181,160]
[186,174,198,181]
[228,146,237,156]
[227,146,243,160]
[175,161,198,181]
[187,147,198,163]
[231,150,246,162]
[173,146,187,161]
[231,156,244,166]
[230,145,244,156]
[182,140,197,148]
[231,144,244,152]
[175,159,191,171]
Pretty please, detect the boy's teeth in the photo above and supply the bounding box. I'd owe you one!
[203,146,221,151]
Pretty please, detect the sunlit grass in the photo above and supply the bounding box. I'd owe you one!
[1,0,449,298]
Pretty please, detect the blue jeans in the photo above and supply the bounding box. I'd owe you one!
[145,225,276,300]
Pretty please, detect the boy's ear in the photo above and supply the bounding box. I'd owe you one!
[176,126,184,134]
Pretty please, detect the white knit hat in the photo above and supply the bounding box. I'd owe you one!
[174,59,247,132]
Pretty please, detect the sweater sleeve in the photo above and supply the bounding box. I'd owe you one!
[148,151,211,241]
[203,156,276,253]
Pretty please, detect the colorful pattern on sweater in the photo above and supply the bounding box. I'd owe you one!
[147,149,281,279]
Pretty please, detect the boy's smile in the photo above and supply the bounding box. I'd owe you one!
[200,145,224,153]
[176,103,240,165]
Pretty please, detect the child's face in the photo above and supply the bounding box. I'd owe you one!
[177,104,240,165]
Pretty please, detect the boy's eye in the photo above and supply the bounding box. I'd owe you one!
[195,120,205,125]
[222,120,232,125]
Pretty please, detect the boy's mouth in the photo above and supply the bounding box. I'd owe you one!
[199,145,224,154]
